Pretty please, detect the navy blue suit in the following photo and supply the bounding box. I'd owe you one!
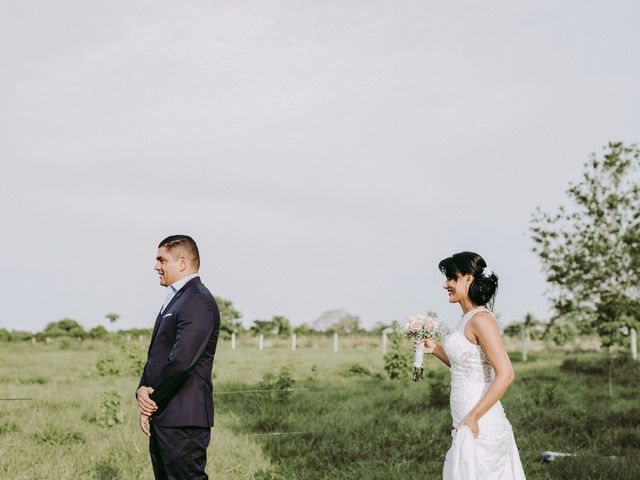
[138,276,220,479]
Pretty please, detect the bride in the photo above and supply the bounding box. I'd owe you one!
[418,252,526,479]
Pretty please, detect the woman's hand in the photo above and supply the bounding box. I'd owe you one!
[458,413,479,439]
[413,338,437,354]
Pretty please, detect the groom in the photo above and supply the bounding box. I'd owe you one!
[136,235,220,480]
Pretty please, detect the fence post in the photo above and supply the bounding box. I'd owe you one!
[631,328,638,361]
[333,333,338,353]
[31,337,36,345]
[291,333,297,351]
[382,332,388,354]
[521,327,528,362]
[231,332,237,350]
[259,334,264,351]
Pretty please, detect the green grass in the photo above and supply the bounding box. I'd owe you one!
[0,339,639,479]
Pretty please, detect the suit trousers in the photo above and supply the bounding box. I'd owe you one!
[149,423,211,480]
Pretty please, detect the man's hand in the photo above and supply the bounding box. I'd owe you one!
[139,413,151,437]
[136,386,157,416]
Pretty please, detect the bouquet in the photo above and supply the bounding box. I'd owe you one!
[397,313,448,381]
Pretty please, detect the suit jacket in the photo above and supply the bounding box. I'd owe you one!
[138,276,220,427]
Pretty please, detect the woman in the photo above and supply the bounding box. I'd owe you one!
[420,252,526,479]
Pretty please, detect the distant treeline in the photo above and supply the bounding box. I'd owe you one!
[0,319,151,342]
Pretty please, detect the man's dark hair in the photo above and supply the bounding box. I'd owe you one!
[159,235,200,270]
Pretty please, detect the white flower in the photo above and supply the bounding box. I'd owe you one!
[482,266,493,278]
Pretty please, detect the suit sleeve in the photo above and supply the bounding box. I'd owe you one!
[149,293,214,413]
[136,366,149,396]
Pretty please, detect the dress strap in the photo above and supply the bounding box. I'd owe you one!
[461,306,490,325]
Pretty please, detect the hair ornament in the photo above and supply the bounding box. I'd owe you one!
[482,266,494,278]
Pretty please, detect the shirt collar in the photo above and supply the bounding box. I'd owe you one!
[169,273,199,293]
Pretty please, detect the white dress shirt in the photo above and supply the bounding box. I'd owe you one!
[161,273,199,313]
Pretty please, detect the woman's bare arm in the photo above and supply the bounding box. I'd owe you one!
[416,338,451,367]
[459,312,514,435]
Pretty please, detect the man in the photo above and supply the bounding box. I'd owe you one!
[136,235,220,480]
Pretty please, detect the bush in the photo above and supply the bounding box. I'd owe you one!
[96,354,120,376]
[97,391,124,427]
[383,334,410,380]
[0,328,11,342]
[90,325,109,340]
[40,318,87,339]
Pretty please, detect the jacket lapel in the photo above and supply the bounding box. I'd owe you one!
[147,276,202,353]
[148,309,164,356]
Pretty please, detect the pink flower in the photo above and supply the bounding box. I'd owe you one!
[410,320,424,331]
[425,319,439,330]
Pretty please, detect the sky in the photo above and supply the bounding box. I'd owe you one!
[1,1,639,332]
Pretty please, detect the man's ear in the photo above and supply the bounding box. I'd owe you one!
[179,257,187,272]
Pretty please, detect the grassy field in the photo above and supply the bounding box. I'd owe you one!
[0,337,638,479]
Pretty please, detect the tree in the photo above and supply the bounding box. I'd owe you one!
[41,319,87,339]
[250,316,292,337]
[0,328,11,342]
[531,142,640,349]
[105,312,120,324]
[503,313,543,362]
[293,323,319,336]
[90,325,109,340]
[215,296,243,337]
[270,315,292,337]
[371,321,393,336]
[313,309,364,335]
[326,314,364,335]
[503,314,543,340]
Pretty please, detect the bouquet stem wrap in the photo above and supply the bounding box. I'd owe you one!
[413,342,425,382]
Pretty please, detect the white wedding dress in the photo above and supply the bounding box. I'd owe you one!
[441,306,526,479]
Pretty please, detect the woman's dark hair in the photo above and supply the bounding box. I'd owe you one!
[438,251,498,310]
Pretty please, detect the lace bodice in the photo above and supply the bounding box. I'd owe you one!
[443,306,495,388]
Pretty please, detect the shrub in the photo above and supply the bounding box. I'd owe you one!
[90,325,109,340]
[96,354,120,376]
[97,391,124,427]
[383,334,410,380]
[0,329,11,342]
